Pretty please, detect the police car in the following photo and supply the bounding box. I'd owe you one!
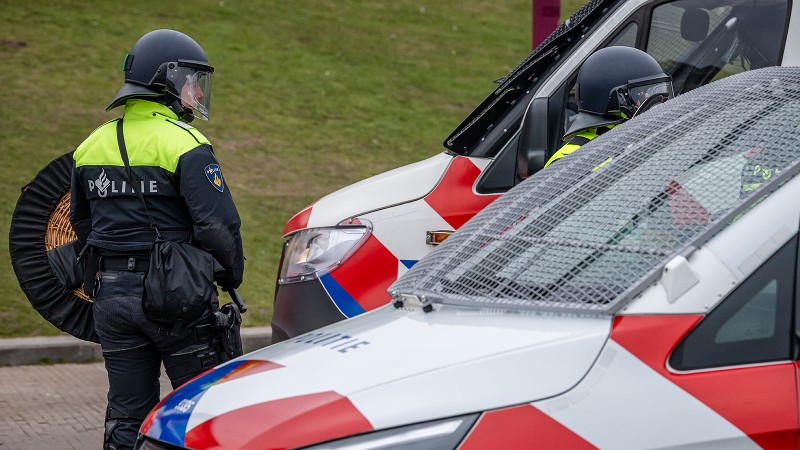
[136,66,800,449]
[272,0,800,342]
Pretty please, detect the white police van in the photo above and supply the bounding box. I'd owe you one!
[272,0,800,343]
[138,65,800,449]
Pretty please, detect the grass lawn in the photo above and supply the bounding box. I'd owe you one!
[1,0,584,337]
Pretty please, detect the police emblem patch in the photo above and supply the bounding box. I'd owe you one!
[205,164,225,192]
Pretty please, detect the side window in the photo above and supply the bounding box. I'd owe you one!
[645,0,789,95]
[608,22,638,48]
[670,235,796,371]
[646,4,731,73]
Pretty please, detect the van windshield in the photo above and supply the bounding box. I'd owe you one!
[393,67,800,314]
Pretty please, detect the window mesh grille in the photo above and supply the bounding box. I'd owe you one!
[392,67,800,314]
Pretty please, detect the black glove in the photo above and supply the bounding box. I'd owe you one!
[216,270,242,290]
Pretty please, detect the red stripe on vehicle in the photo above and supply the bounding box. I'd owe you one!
[283,204,313,236]
[612,315,798,449]
[184,391,372,449]
[330,235,396,311]
[459,404,596,450]
[424,157,499,229]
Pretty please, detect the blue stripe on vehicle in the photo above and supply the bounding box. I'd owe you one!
[320,274,366,317]
[149,360,250,446]
[400,259,418,269]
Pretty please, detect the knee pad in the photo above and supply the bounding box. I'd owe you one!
[104,407,141,450]
[163,343,222,388]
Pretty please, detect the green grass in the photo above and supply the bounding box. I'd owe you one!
[1,0,584,337]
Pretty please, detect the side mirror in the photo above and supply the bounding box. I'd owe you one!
[517,97,550,179]
[681,8,710,42]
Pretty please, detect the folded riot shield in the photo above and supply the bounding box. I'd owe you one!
[9,151,99,343]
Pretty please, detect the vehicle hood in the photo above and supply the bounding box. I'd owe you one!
[141,305,612,449]
[283,152,453,235]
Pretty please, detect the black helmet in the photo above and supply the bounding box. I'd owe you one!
[107,29,214,122]
[566,46,673,138]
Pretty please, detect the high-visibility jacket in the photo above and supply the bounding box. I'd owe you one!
[70,99,244,287]
[544,125,616,169]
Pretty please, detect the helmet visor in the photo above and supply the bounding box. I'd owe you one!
[627,76,673,107]
[166,60,213,121]
[614,75,674,118]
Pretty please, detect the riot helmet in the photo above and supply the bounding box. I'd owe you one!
[107,29,214,122]
[565,46,673,138]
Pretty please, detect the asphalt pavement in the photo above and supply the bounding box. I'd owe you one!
[0,328,271,449]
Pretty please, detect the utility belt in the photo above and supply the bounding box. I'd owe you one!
[84,245,244,360]
[99,256,149,272]
[86,253,150,298]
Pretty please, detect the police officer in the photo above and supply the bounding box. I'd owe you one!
[545,46,674,168]
[69,29,244,450]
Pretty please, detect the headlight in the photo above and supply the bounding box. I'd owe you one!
[302,414,479,450]
[278,220,371,284]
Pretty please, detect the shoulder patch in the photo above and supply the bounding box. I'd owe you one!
[205,164,225,192]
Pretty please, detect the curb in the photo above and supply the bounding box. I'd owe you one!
[0,327,272,366]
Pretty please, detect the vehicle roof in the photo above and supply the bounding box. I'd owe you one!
[392,66,800,315]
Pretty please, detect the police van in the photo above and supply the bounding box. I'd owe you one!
[137,65,800,449]
[272,0,799,342]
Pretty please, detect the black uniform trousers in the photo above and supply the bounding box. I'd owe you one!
[93,266,220,450]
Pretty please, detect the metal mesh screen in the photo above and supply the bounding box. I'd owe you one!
[499,0,609,92]
[392,67,800,314]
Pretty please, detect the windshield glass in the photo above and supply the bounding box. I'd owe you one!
[392,67,800,314]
